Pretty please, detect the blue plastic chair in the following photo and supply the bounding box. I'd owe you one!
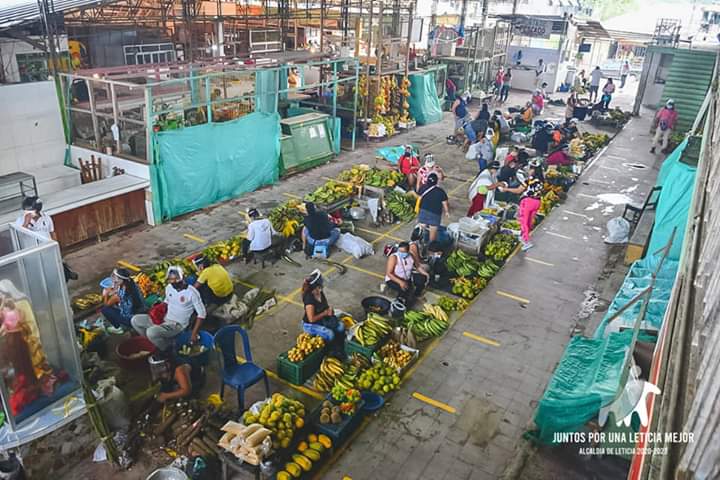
[213,325,270,411]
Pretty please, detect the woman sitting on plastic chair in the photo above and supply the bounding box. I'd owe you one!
[301,270,345,357]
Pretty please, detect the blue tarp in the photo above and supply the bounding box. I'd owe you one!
[152,112,280,220]
[648,139,697,261]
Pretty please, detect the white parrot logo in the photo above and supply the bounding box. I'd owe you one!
[599,368,661,428]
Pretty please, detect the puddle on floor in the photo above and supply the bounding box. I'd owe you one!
[596,193,634,205]
[453,397,502,448]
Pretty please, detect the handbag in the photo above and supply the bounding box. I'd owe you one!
[415,185,436,214]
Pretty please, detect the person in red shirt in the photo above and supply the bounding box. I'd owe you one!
[398,145,420,191]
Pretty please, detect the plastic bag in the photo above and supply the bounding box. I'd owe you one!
[605,217,630,244]
[337,233,374,259]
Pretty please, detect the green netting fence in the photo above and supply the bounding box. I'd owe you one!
[151,112,280,221]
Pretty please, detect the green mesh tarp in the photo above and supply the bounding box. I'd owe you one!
[648,139,697,261]
[152,112,280,221]
[408,71,443,125]
[529,329,634,444]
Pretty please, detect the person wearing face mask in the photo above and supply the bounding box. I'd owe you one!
[650,99,678,154]
[132,266,206,351]
[384,242,428,303]
[426,241,450,289]
[498,159,545,251]
[101,268,146,331]
[301,270,345,356]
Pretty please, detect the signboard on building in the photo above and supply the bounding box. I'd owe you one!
[514,18,553,39]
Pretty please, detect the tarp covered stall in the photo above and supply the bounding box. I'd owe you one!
[152,112,280,221]
[408,71,443,125]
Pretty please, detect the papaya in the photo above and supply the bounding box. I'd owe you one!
[277,472,291,480]
[318,434,333,449]
[292,454,312,472]
[285,462,301,478]
[304,449,321,462]
[309,442,325,453]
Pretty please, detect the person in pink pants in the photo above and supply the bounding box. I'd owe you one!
[498,159,545,251]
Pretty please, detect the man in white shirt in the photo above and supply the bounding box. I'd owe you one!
[15,197,78,281]
[589,66,603,103]
[131,266,206,350]
[242,208,277,261]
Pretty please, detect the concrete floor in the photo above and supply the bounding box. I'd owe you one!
[59,78,666,480]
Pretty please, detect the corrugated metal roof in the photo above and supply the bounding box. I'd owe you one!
[0,0,106,30]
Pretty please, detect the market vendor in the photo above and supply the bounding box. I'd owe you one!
[426,241,451,289]
[498,159,545,252]
[416,154,445,191]
[564,118,581,139]
[384,241,428,303]
[301,270,344,356]
[495,155,521,203]
[153,350,203,402]
[101,268,146,331]
[513,102,534,126]
[398,145,420,191]
[132,266,206,350]
[467,161,500,216]
[192,256,234,306]
[532,123,554,155]
[493,110,511,137]
[531,89,544,115]
[465,131,494,172]
[302,202,340,257]
[242,208,277,261]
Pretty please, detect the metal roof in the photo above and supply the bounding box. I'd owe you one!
[575,19,611,39]
[0,0,108,30]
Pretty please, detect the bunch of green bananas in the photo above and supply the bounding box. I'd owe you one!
[477,260,500,279]
[354,314,392,346]
[403,310,448,339]
[365,168,404,188]
[447,250,482,277]
[385,191,415,222]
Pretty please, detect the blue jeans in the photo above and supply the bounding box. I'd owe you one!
[303,227,340,247]
[302,315,345,342]
[464,123,477,143]
[101,305,131,329]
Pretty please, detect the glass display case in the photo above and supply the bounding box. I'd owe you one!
[0,224,83,444]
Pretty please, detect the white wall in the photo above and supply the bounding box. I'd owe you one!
[641,52,666,108]
[0,81,67,175]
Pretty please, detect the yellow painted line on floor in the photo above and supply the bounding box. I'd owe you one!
[412,392,457,414]
[283,192,302,199]
[344,263,385,280]
[526,257,554,267]
[448,177,471,195]
[277,295,305,307]
[496,290,530,304]
[463,331,501,347]
[356,227,403,242]
[546,231,573,240]
[117,260,141,272]
[234,279,257,289]
[183,233,207,244]
[369,221,408,246]
[265,369,324,400]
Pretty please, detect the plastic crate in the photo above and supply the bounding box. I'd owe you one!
[345,335,387,360]
[276,347,326,385]
[311,397,366,447]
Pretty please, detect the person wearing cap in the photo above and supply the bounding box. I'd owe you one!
[242,208,277,261]
[531,89,544,115]
[498,159,545,251]
[193,256,233,306]
[301,270,344,355]
[101,268,146,330]
[417,173,449,242]
[16,196,78,281]
[384,241,428,303]
[467,161,501,216]
[650,99,678,154]
[131,266,206,350]
[302,202,340,257]
[416,154,445,191]
[398,145,420,191]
